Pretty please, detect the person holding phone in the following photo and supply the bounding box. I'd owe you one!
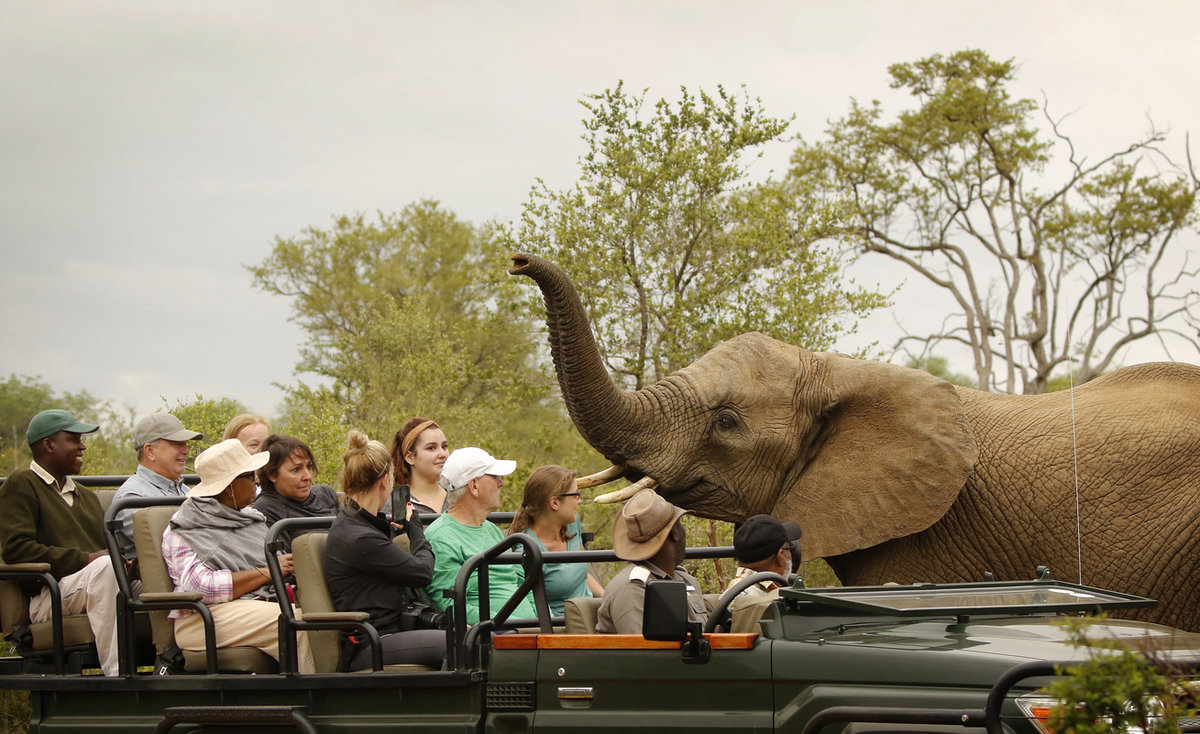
[389,417,450,515]
[324,430,445,670]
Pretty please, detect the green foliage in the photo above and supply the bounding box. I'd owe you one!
[157,394,251,468]
[510,82,888,390]
[0,373,133,477]
[904,356,975,387]
[792,49,1200,394]
[1047,616,1197,734]
[254,200,602,495]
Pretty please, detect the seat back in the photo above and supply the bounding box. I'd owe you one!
[132,506,182,655]
[291,531,340,673]
[0,551,31,637]
[133,505,276,674]
[95,489,117,513]
[563,596,602,634]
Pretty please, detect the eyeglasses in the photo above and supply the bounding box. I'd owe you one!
[235,471,256,482]
[557,492,581,499]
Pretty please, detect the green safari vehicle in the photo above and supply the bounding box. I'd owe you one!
[1,496,1198,734]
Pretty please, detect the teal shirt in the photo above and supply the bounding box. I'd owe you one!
[425,513,536,625]
[523,516,592,617]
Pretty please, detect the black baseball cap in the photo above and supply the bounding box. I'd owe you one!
[734,514,802,564]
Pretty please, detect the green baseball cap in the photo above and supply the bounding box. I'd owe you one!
[26,409,100,445]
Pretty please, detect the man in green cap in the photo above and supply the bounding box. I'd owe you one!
[0,409,126,676]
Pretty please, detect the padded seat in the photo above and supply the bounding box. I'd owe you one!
[564,596,602,634]
[291,531,433,673]
[133,505,277,674]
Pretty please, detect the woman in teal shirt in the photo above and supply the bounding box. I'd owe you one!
[508,465,604,616]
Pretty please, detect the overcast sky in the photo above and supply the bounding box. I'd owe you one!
[2,1,1197,418]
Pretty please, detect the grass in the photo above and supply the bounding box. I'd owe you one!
[0,641,29,734]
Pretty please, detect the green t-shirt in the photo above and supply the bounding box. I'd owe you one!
[425,514,536,625]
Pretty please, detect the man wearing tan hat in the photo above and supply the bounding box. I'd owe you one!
[112,412,203,557]
[595,488,707,634]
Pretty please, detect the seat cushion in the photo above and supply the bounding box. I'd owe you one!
[563,596,601,634]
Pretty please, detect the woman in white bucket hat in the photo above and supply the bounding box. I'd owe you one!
[160,438,315,673]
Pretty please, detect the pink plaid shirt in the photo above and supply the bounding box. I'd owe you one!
[160,522,234,619]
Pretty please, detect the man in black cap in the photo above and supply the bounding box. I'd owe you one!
[725,514,802,633]
[0,409,126,675]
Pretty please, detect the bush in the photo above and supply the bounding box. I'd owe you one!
[1047,616,1198,734]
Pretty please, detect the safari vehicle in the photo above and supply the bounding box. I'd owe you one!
[2,491,1199,734]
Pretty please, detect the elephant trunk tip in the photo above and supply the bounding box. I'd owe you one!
[509,253,535,274]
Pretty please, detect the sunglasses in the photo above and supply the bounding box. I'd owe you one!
[557,492,581,499]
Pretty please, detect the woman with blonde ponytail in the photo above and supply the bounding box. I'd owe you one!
[323,430,445,670]
[507,465,604,616]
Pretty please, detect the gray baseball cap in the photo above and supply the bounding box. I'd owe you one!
[133,413,203,448]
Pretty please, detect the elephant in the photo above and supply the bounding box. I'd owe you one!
[510,252,1200,631]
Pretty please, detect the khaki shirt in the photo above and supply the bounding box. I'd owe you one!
[596,560,707,634]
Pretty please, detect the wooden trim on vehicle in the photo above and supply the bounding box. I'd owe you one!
[492,633,758,651]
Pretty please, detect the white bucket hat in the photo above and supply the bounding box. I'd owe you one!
[438,447,516,492]
[188,438,270,498]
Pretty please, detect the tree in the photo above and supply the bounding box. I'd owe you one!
[0,374,126,475]
[791,50,1200,394]
[251,200,594,498]
[509,82,888,391]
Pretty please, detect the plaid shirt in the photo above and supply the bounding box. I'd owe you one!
[161,523,234,619]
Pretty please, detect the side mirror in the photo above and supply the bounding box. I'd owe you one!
[643,580,688,641]
[642,580,709,664]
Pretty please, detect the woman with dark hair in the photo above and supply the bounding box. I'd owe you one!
[324,430,446,670]
[389,418,449,515]
[162,439,315,672]
[252,434,338,551]
[507,465,604,616]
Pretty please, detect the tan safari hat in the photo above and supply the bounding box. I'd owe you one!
[611,488,690,562]
[188,439,270,498]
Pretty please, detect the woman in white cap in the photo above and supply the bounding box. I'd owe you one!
[324,430,446,670]
[160,438,315,673]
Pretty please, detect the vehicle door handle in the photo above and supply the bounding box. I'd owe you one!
[557,687,594,708]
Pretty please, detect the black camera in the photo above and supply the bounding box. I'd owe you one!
[400,601,447,631]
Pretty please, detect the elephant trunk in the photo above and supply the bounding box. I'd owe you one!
[509,253,652,464]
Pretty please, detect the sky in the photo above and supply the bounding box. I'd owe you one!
[2,1,1197,418]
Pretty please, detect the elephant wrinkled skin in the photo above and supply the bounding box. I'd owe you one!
[511,252,1200,631]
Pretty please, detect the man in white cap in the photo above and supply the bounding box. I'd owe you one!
[0,408,128,675]
[595,488,707,634]
[423,447,537,625]
[112,412,203,557]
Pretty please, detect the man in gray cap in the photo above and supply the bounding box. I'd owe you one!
[112,413,203,557]
[0,409,126,675]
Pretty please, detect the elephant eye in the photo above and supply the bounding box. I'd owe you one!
[713,412,739,431]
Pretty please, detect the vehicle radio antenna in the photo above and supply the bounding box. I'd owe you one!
[1067,348,1083,585]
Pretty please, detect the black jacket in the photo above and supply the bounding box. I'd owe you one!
[324,504,434,635]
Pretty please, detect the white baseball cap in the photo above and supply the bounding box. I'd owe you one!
[438,447,516,491]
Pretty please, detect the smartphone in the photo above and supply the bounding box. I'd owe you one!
[389,484,411,537]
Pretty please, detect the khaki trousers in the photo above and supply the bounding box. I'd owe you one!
[29,556,134,677]
[173,598,315,674]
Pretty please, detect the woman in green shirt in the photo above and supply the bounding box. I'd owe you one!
[507,465,604,617]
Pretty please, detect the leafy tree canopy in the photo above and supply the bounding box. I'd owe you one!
[509,82,889,391]
[791,49,1199,394]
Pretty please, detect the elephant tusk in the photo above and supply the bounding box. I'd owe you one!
[593,475,657,504]
[576,465,626,489]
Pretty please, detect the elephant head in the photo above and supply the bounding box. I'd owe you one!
[510,253,979,559]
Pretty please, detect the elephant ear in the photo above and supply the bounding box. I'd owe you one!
[775,353,978,560]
